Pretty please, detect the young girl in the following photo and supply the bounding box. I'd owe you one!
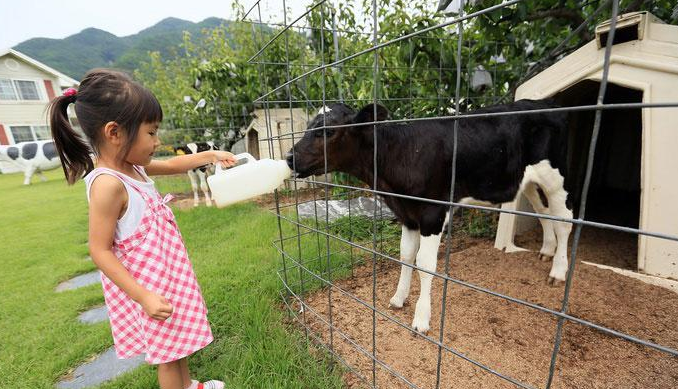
[49,69,235,389]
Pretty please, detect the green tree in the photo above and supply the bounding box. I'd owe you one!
[135,0,676,148]
[464,0,676,98]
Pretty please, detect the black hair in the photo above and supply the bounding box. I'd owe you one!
[48,68,163,184]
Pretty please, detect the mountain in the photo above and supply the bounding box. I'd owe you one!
[13,17,229,80]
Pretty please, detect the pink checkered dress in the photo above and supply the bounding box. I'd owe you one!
[89,167,213,364]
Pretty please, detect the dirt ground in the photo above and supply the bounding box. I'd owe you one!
[169,192,199,210]
[299,230,678,389]
[515,226,639,270]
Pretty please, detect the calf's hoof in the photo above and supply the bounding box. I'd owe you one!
[389,295,405,309]
[412,314,430,335]
[411,318,430,335]
[538,253,553,262]
[547,276,565,287]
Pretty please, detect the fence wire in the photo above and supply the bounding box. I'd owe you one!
[243,1,678,388]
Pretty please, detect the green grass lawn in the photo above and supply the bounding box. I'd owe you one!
[0,169,345,389]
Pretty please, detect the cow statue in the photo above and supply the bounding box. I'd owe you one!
[0,140,61,185]
[173,141,219,206]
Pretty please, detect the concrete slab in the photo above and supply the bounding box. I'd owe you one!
[582,261,678,294]
[297,197,394,222]
[78,306,108,324]
[56,272,101,292]
[56,347,145,389]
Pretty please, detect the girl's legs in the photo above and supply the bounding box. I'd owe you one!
[178,358,193,389]
[163,356,224,389]
[157,360,184,389]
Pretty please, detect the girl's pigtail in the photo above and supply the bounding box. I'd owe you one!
[48,94,93,185]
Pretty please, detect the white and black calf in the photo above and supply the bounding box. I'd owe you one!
[174,142,219,207]
[286,100,573,333]
[0,140,61,185]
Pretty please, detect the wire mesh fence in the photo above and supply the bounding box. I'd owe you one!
[242,1,678,388]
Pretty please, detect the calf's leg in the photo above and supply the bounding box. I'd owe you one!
[389,225,420,308]
[196,170,212,207]
[411,211,449,334]
[523,160,572,285]
[521,182,557,261]
[187,170,200,206]
[411,232,444,334]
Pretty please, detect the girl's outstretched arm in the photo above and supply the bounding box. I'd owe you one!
[88,175,173,320]
[145,150,237,176]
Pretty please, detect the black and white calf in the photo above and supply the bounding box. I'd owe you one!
[0,140,61,185]
[287,100,573,333]
[174,141,219,207]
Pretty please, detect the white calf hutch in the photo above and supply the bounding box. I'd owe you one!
[236,107,326,190]
[495,12,678,280]
[241,108,308,161]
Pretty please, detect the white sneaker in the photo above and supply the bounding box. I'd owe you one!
[190,379,225,389]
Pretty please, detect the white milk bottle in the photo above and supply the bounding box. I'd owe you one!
[207,152,292,208]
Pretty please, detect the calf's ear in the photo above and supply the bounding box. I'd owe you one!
[353,104,388,125]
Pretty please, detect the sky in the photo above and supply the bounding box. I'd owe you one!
[0,0,310,49]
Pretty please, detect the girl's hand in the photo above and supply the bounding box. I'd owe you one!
[140,291,173,320]
[212,150,237,168]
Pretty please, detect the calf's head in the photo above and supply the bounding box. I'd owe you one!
[286,103,388,178]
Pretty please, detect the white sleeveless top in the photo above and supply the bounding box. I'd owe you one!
[84,166,157,240]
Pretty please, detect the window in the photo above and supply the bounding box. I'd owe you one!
[10,126,33,142]
[9,125,52,143]
[0,78,17,100]
[33,125,51,140]
[14,80,40,100]
[0,78,43,101]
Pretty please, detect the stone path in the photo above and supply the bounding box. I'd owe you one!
[55,257,144,388]
[77,306,108,324]
[56,348,145,389]
[55,271,101,292]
